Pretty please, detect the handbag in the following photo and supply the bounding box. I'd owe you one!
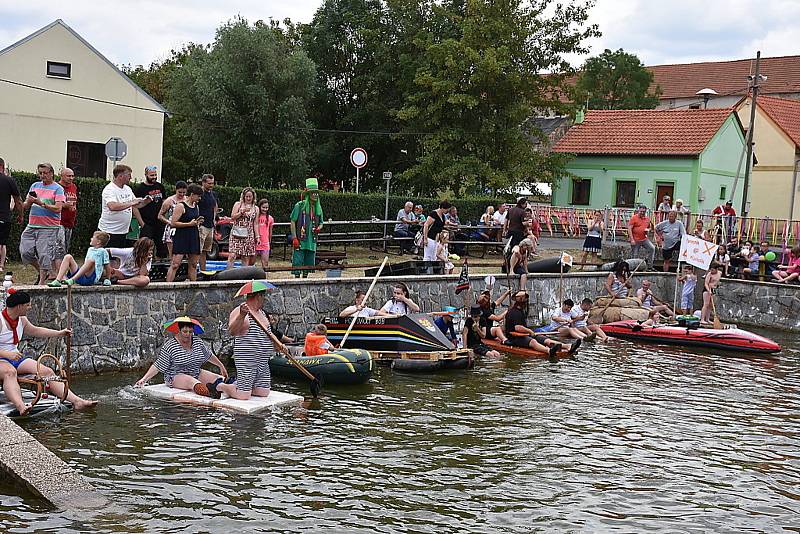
[414,230,424,247]
[231,225,249,238]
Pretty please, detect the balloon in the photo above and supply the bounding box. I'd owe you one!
[765,251,776,262]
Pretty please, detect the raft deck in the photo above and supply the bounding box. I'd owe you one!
[141,385,303,414]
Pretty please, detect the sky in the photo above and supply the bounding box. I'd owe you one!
[1,0,798,68]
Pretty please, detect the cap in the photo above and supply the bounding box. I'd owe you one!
[725,200,733,205]
[675,198,684,204]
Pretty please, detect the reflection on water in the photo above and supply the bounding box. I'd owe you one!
[3,332,799,533]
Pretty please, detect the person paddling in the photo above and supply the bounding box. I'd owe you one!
[0,290,97,415]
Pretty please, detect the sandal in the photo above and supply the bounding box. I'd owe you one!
[192,383,212,397]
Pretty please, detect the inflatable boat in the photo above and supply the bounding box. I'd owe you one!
[600,320,781,354]
[483,338,577,359]
[270,348,373,385]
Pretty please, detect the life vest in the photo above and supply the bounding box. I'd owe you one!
[304,333,329,356]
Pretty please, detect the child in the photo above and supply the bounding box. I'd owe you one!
[573,298,608,342]
[715,245,730,277]
[304,324,334,356]
[549,299,586,340]
[433,307,459,346]
[701,262,723,324]
[436,232,454,274]
[772,245,800,283]
[256,199,274,270]
[741,241,760,279]
[48,231,111,287]
[677,264,697,315]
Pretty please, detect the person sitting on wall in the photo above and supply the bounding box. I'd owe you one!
[0,289,97,416]
[507,238,533,290]
[48,231,112,287]
[304,324,334,356]
[134,317,228,398]
[108,237,154,287]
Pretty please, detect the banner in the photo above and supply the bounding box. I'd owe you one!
[455,261,470,294]
[678,234,718,270]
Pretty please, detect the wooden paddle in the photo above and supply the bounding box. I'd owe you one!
[340,256,388,348]
[248,310,321,398]
[710,292,722,330]
[65,283,72,383]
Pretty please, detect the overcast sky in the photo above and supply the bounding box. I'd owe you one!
[1,0,798,68]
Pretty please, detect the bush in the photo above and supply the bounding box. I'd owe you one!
[6,172,508,258]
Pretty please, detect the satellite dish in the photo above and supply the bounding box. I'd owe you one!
[696,88,719,96]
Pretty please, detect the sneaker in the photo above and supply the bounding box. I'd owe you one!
[568,339,582,355]
[64,279,75,286]
[548,343,562,361]
[47,280,62,288]
[102,279,112,286]
[206,381,222,399]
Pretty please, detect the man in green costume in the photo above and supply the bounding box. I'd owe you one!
[290,178,324,277]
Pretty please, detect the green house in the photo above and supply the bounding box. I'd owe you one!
[551,109,746,213]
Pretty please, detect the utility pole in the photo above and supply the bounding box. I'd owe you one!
[741,51,762,216]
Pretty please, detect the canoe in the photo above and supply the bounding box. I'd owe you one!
[325,314,456,353]
[527,257,571,274]
[0,389,72,419]
[270,348,373,385]
[600,320,781,354]
[483,338,577,359]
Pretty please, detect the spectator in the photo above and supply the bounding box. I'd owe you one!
[125,205,145,247]
[197,174,218,270]
[135,165,167,258]
[504,197,528,249]
[740,241,760,279]
[726,236,744,276]
[413,204,424,223]
[436,231,454,274]
[57,167,77,252]
[98,164,150,248]
[772,245,800,283]
[657,195,673,213]
[714,244,731,276]
[19,163,66,285]
[509,238,533,289]
[523,207,540,255]
[167,183,204,282]
[445,205,466,255]
[711,200,737,243]
[674,198,690,221]
[0,157,23,271]
[478,206,495,241]
[421,200,450,264]
[108,237,154,287]
[580,209,604,268]
[492,203,508,233]
[393,201,416,254]
[627,205,655,269]
[693,219,710,241]
[760,241,777,278]
[227,187,259,269]
[655,210,685,272]
[48,231,111,287]
[256,199,274,270]
[158,181,187,258]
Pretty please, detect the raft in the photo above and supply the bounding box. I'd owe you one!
[589,296,650,324]
[0,389,71,419]
[270,348,373,385]
[141,384,303,414]
[600,320,781,354]
[483,338,576,359]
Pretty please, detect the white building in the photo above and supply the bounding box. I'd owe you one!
[0,19,165,179]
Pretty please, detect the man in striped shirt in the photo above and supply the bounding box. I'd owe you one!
[19,163,66,284]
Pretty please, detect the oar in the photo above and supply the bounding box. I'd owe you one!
[340,256,388,348]
[65,283,72,383]
[248,310,321,398]
[710,293,723,330]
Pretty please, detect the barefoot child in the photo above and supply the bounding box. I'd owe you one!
[436,232,454,274]
[677,265,697,314]
[256,199,274,270]
[304,324,334,356]
[701,262,723,324]
[48,231,111,287]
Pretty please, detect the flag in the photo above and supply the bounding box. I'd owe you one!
[678,234,718,270]
[455,261,470,294]
[560,251,574,267]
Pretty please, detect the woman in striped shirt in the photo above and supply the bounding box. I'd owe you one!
[135,319,228,397]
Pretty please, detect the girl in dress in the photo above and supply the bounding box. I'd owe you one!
[580,210,605,269]
[227,187,259,268]
[436,231,454,274]
[167,184,203,282]
[255,198,274,270]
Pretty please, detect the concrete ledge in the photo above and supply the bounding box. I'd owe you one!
[0,414,107,510]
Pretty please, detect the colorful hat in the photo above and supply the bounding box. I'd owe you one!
[442,306,458,315]
[235,280,277,298]
[163,316,204,335]
[305,177,320,191]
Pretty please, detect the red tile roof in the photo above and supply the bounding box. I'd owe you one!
[756,95,800,147]
[651,55,800,100]
[552,108,735,156]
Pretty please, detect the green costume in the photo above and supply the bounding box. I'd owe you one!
[290,178,324,277]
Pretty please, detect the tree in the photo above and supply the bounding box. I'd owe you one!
[575,48,661,110]
[167,18,318,187]
[397,0,599,196]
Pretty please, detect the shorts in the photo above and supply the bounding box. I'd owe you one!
[0,356,28,369]
[509,335,546,347]
[235,354,271,392]
[662,243,680,261]
[106,233,127,248]
[255,246,271,254]
[513,264,527,275]
[199,226,214,253]
[19,226,62,270]
[0,219,11,245]
[472,343,492,356]
[68,269,97,286]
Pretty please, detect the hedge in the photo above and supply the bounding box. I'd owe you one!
[6,172,510,259]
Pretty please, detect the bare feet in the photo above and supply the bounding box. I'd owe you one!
[16,403,32,417]
[73,399,99,411]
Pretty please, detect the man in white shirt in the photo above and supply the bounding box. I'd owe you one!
[98,165,151,247]
[393,201,416,253]
[492,203,507,242]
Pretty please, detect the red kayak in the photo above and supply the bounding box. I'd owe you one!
[600,320,781,354]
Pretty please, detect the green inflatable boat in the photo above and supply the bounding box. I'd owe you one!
[269,348,373,385]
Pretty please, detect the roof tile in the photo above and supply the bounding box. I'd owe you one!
[756,95,800,147]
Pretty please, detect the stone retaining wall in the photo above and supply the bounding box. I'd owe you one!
[9,272,676,375]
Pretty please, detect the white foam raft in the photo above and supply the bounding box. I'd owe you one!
[141,384,303,414]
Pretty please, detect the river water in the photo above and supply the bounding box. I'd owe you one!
[2,332,799,533]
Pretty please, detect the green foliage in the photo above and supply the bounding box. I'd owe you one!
[575,48,662,110]
[397,0,599,196]
[167,17,318,188]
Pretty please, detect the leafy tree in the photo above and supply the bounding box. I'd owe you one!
[167,17,317,187]
[575,48,661,110]
[397,0,599,196]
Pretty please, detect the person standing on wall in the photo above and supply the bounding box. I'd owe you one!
[57,167,77,253]
[135,165,167,258]
[98,165,151,248]
[627,204,655,269]
[0,157,24,272]
[19,163,66,285]
[289,178,324,278]
[196,174,218,271]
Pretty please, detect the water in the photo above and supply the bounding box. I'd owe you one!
[2,333,799,533]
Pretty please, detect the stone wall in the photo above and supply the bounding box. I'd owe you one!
[10,272,676,375]
[715,279,800,331]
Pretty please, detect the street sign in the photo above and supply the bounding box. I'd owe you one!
[105,137,127,161]
[350,147,368,169]
[382,171,392,180]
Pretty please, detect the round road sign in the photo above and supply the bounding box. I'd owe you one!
[350,147,368,169]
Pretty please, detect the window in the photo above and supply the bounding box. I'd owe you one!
[571,178,591,205]
[46,61,71,79]
[615,180,637,207]
[720,185,727,200]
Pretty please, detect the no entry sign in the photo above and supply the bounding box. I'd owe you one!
[350,148,368,169]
